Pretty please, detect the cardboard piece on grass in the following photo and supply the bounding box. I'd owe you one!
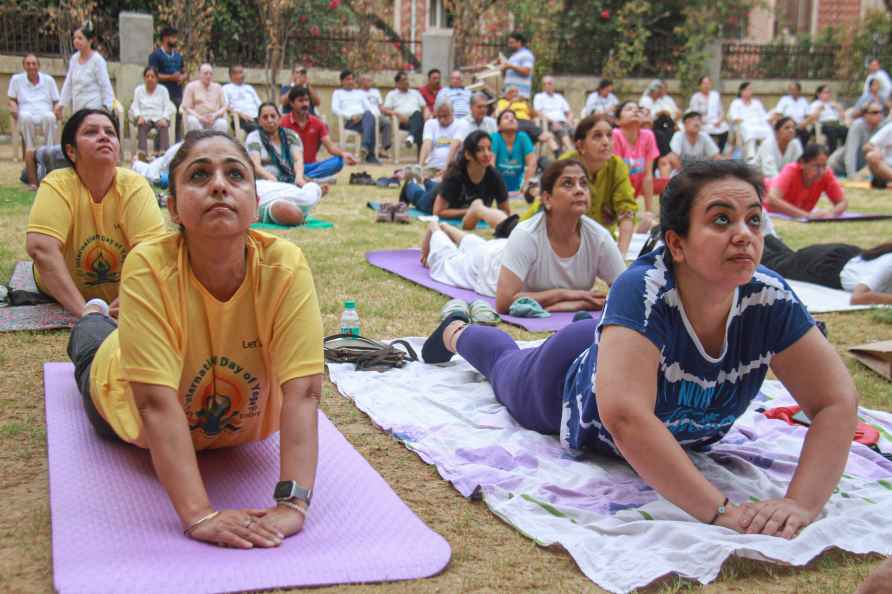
[849,340,892,380]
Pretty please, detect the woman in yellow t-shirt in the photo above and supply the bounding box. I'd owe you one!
[26,108,166,317]
[522,114,638,256]
[65,130,325,549]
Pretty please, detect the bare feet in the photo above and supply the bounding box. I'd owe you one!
[420,221,438,267]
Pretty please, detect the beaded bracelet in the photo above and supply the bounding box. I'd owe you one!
[277,500,308,518]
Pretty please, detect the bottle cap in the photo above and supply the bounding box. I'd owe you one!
[344,300,356,309]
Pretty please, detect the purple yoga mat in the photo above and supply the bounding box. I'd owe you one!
[366,249,600,333]
[44,362,450,594]
[769,211,892,223]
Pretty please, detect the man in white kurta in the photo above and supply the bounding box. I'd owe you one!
[7,54,60,150]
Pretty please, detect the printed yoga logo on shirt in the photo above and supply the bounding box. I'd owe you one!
[184,355,264,438]
[75,235,126,287]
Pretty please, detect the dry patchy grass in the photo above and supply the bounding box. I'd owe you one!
[0,153,890,594]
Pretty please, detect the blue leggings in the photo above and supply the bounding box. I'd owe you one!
[404,179,439,214]
[455,319,597,434]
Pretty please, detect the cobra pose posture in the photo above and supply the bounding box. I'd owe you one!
[422,160,858,537]
[66,130,324,548]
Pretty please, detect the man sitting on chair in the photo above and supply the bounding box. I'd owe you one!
[435,70,471,119]
[223,64,262,135]
[331,69,379,164]
[281,86,357,182]
[534,76,575,153]
[359,73,391,155]
[7,53,60,154]
[182,64,228,133]
[382,71,428,154]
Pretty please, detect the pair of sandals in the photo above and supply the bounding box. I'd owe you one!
[441,298,501,326]
[376,202,411,223]
[349,171,376,186]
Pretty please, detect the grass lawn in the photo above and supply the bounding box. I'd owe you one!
[0,154,890,594]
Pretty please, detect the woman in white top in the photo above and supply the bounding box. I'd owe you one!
[129,66,173,156]
[420,160,625,314]
[762,235,892,306]
[754,117,804,178]
[808,85,848,154]
[56,24,114,117]
[728,81,771,163]
[688,76,729,152]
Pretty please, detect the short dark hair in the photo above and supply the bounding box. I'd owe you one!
[540,159,585,196]
[598,78,612,91]
[814,84,828,100]
[497,108,517,126]
[799,143,829,163]
[288,85,309,104]
[168,130,254,201]
[143,65,158,78]
[660,160,764,242]
[773,116,794,131]
[509,32,526,45]
[61,108,119,168]
[160,25,178,39]
[737,81,751,97]
[682,111,702,123]
[394,71,408,83]
[229,64,244,76]
[573,114,610,142]
[698,75,710,85]
[339,69,353,81]
[427,68,441,79]
[614,100,636,121]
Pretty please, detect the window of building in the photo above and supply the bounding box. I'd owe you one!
[428,0,454,29]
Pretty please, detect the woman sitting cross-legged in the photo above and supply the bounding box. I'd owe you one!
[754,116,803,179]
[765,144,848,219]
[65,130,324,548]
[400,130,511,230]
[420,159,626,313]
[245,102,323,226]
[762,234,892,305]
[521,114,638,256]
[421,159,858,537]
[26,108,167,317]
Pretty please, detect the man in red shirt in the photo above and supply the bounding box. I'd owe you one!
[280,86,357,180]
[765,144,848,219]
[419,69,441,115]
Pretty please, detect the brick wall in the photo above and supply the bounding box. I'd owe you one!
[817,0,862,29]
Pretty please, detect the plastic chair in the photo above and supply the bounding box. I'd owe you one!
[128,99,175,159]
[390,114,413,164]
[337,113,377,157]
[9,112,60,162]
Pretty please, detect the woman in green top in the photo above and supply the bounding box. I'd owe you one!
[522,114,637,256]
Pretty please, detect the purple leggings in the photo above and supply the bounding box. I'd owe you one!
[455,319,598,434]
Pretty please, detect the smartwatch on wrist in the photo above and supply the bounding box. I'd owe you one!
[274,480,312,506]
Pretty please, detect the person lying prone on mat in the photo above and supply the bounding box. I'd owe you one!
[520,114,639,257]
[65,130,324,549]
[420,159,858,538]
[401,130,511,230]
[765,144,849,219]
[420,160,625,310]
[26,109,167,318]
[762,235,892,305]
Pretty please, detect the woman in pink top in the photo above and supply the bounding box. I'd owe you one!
[612,101,662,229]
[766,144,848,219]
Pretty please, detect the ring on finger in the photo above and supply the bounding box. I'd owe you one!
[243,519,254,528]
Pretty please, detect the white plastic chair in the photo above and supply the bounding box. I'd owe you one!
[390,114,413,164]
[10,113,60,162]
[128,99,176,159]
[337,114,377,156]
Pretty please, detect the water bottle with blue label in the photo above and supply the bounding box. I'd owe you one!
[339,300,361,336]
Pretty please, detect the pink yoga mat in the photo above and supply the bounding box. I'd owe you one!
[366,249,600,333]
[44,362,450,594]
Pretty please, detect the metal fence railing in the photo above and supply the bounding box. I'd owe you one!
[721,43,840,80]
[0,8,118,61]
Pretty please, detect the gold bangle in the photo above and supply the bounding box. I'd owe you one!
[277,500,307,518]
[183,510,219,536]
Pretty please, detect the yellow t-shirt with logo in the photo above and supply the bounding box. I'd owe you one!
[88,230,324,450]
[27,167,167,302]
[496,98,533,121]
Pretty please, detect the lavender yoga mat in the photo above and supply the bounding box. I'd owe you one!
[366,249,599,333]
[769,211,892,223]
[44,362,450,594]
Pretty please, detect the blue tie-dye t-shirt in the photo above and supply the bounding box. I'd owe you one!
[560,246,814,455]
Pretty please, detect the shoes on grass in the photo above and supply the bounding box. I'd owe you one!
[441,298,500,325]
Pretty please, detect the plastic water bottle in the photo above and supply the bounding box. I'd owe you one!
[339,300,361,336]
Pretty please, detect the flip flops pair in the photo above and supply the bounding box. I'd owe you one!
[440,298,501,325]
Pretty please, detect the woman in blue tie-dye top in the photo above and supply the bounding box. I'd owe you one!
[421,159,858,539]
